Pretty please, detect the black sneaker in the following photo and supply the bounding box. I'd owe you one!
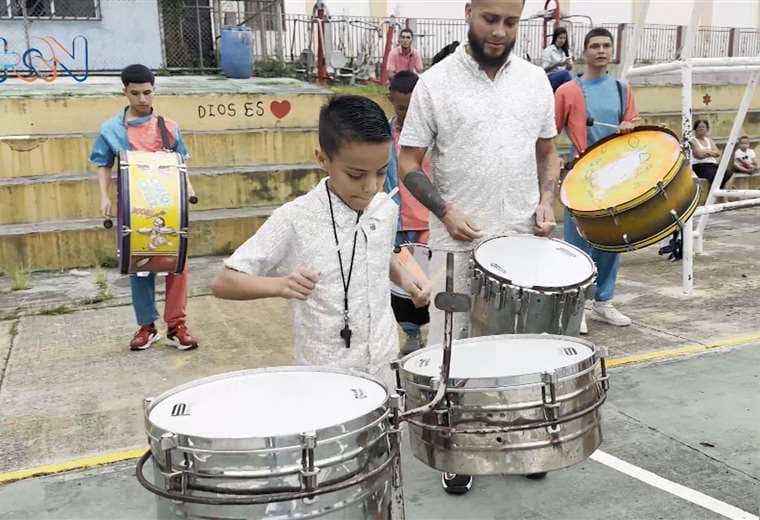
[441,473,473,495]
[525,472,548,480]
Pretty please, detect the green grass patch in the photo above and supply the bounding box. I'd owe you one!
[39,305,72,316]
[11,265,30,291]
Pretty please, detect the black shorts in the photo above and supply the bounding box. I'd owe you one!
[391,294,430,326]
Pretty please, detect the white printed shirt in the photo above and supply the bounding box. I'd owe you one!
[735,148,756,163]
[225,178,399,385]
[399,44,557,251]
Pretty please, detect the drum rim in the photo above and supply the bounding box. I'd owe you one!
[472,235,596,292]
[144,366,389,447]
[561,125,685,215]
[397,333,602,388]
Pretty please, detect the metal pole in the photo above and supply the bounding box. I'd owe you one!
[620,0,649,80]
[694,70,760,253]
[195,0,204,68]
[682,215,694,295]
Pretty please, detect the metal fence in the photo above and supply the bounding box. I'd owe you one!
[159,0,216,69]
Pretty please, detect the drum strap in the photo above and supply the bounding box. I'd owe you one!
[157,116,174,152]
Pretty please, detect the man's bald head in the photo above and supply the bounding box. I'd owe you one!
[465,0,523,68]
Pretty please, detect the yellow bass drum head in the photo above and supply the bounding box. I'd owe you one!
[561,127,683,214]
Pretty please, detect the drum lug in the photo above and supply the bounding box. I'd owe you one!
[299,431,320,492]
[120,226,132,238]
[599,346,610,392]
[390,360,405,397]
[158,432,188,494]
[498,283,508,310]
[656,180,669,200]
[541,372,561,436]
[622,233,634,252]
[606,207,620,226]
[471,269,483,296]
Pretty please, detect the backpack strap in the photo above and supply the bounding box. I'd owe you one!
[157,115,174,152]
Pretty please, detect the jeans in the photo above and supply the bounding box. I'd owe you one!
[130,263,188,328]
[563,209,619,302]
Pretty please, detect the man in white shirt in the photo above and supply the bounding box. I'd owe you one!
[733,135,759,174]
[397,0,561,494]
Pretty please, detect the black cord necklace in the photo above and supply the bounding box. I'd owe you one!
[325,181,362,348]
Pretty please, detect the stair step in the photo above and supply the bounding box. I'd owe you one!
[0,128,320,178]
[0,206,278,272]
[0,163,323,225]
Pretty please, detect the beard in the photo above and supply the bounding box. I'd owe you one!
[467,29,514,68]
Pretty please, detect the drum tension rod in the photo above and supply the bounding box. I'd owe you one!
[159,432,188,494]
[540,372,561,435]
[622,234,634,253]
[606,208,620,226]
[656,181,669,199]
[599,347,610,392]
[669,209,684,230]
[299,432,319,493]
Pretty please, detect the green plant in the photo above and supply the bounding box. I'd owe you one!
[39,305,72,316]
[94,248,118,269]
[95,267,113,301]
[254,59,297,79]
[11,265,30,291]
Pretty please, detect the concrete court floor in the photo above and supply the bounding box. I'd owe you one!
[0,341,758,520]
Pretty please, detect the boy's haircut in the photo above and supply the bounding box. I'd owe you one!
[319,95,391,158]
[400,28,414,38]
[739,135,750,141]
[389,70,419,94]
[121,64,155,87]
[583,27,614,49]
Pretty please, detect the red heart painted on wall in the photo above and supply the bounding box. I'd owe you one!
[270,100,291,119]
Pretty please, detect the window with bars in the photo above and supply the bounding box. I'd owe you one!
[1,0,100,19]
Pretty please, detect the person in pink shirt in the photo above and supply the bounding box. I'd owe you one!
[385,28,424,80]
[385,71,432,354]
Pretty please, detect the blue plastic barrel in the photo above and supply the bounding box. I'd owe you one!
[220,26,253,79]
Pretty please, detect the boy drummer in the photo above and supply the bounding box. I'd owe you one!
[211,95,431,386]
[90,64,199,351]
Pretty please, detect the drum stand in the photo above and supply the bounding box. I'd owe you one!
[388,252,472,519]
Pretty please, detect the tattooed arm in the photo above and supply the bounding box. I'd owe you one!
[398,145,482,241]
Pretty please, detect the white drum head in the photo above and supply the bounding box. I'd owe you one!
[403,335,594,380]
[148,369,387,439]
[474,235,594,289]
[390,243,431,299]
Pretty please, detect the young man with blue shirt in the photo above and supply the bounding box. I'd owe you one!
[555,27,640,333]
[90,64,199,351]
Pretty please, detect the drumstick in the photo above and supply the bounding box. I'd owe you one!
[586,117,619,130]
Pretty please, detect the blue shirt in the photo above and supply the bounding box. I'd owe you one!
[89,109,189,168]
[569,76,627,159]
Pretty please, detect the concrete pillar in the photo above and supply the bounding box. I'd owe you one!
[700,0,713,26]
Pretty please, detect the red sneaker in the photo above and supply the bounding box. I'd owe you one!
[166,324,199,351]
[130,324,160,351]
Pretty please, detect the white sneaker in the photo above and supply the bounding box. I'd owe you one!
[579,311,588,335]
[590,301,632,326]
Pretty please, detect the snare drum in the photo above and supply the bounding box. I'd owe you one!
[138,367,398,519]
[115,150,189,275]
[470,235,596,337]
[561,126,699,252]
[395,334,608,476]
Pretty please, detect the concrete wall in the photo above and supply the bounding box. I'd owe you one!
[0,0,163,71]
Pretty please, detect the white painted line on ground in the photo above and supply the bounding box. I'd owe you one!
[590,450,759,520]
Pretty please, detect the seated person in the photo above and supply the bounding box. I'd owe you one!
[542,27,573,92]
[733,135,759,174]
